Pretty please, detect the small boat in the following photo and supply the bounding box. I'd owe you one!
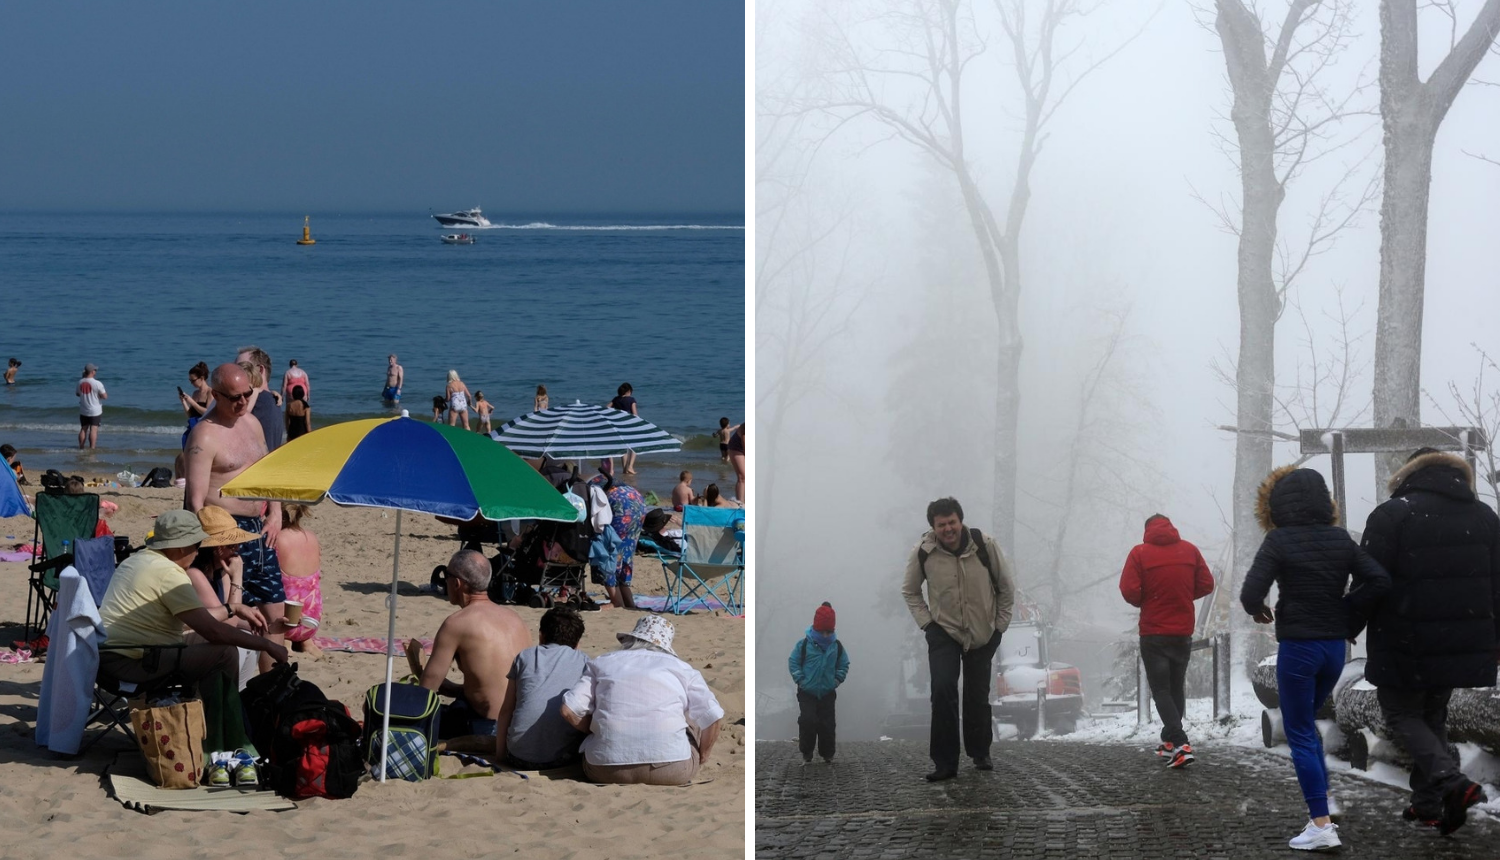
[440,233,475,244]
[432,207,491,228]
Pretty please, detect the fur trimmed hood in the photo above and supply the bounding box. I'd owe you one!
[1388,450,1475,496]
[1255,466,1338,532]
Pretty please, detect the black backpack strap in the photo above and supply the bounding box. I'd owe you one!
[798,638,807,664]
[917,547,929,578]
[970,528,992,576]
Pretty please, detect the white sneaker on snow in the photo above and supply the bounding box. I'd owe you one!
[1288,820,1340,851]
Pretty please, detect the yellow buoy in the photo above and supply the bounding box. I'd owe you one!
[297,215,316,245]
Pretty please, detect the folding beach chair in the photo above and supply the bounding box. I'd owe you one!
[664,506,744,615]
[34,548,140,756]
[25,492,99,645]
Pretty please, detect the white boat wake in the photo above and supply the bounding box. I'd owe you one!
[471,222,743,231]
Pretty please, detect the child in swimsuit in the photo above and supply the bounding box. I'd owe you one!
[277,504,323,655]
[432,395,447,422]
[535,384,549,412]
[717,417,732,461]
[474,391,494,434]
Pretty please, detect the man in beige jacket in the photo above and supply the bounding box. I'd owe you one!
[902,497,1015,781]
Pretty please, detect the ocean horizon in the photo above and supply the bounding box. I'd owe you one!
[0,210,745,498]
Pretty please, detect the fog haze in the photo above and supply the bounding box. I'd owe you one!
[756,0,1500,737]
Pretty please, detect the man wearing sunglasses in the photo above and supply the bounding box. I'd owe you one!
[183,363,287,673]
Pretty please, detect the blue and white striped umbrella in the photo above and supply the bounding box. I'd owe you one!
[491,400,682,459]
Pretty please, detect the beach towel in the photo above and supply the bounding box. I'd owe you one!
[0,550,34,563]
[312,636,432,654]
[0,650,36,664]
[36,568,104,754]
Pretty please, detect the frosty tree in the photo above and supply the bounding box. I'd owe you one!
[1372,0,1500,489]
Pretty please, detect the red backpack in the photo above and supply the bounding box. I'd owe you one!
[243,664,365,799]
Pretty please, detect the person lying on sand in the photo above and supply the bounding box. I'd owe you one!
[494,607,590,770]
[407,549,530,739]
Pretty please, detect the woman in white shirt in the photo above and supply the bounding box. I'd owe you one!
[561,615,724,785]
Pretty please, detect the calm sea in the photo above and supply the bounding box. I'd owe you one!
[0,211,744,498]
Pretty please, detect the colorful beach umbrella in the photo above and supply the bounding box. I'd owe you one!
[491,400,683,459]
[0,462,30,519]
[221,415,576,781]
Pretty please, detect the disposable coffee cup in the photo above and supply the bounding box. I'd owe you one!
[284,600,304,625]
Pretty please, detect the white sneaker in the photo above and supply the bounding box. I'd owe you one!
[1288,821,1340,851]
[1325,793,1341,822]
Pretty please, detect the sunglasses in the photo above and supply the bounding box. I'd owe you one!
[215,388,254,403]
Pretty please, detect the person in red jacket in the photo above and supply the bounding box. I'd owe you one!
[1120,513,1215,768]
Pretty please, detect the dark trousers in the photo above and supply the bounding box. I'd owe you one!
[796,689,836,761]
[1140,635,1192,746]
[1377,686,1463,814]
[926,624,1003,771]
[99,644,253,755]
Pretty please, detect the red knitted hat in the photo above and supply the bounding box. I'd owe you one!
[812,602,835,632]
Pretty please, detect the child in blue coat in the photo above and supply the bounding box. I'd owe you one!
[788,602,850,763]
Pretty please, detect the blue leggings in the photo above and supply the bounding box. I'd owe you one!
[1277,639,1344,819]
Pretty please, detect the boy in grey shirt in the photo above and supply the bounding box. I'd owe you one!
[496,607,591,769]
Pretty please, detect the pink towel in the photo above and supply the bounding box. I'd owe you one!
[311,636,433,654]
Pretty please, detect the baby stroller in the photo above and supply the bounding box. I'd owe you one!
[488,520,594,610]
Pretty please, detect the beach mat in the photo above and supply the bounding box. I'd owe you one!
[632,595,741,615]
[107,753,296,814]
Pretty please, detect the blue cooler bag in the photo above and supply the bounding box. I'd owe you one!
[363,682,441,781]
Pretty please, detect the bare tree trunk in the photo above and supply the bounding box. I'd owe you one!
[1214,0,1296,658]
[1373,0,1500,489]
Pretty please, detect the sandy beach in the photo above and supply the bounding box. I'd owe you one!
[0,486,745,860]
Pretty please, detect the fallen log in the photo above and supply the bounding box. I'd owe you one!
[1251,654,1336,718]
[1332,662,1498,767]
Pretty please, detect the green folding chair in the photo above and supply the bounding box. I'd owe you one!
[664,506,744,615]
[26,492,99,645]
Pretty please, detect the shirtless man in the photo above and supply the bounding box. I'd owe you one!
[407,549,530,739]
[383,354,404,405]
[184,363,286,671]
[672,470,695,511]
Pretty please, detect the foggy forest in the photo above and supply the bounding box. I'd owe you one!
[755,0,1500,740]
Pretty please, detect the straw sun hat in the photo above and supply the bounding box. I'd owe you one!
[196,506,261,548]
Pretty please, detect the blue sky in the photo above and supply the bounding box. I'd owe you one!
[0,3,744,213]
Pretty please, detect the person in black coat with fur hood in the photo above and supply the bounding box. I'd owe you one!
[1361,448,1500,835]
[1240,466,1390,851]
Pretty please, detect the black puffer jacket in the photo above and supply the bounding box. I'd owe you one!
[1240,467,1391,641]
[1362,452,1500,690]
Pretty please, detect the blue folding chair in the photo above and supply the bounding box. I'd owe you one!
[664,506,744,615]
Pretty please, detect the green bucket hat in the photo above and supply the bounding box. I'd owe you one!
[145,509,210,550]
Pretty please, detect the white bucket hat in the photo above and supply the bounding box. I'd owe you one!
[616,614,676,656]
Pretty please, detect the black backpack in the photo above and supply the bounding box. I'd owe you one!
[917,528,994,577]
[243,663,364,799]
[142,467,173,488]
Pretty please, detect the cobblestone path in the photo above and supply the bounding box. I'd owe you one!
[756,740,1497,858]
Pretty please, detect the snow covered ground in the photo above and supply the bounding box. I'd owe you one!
[1035,694,1500,823]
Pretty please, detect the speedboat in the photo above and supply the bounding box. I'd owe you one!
[440,233,475,244]
[432,207,491,228]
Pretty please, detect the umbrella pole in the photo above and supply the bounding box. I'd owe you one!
[380,508,403,783]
